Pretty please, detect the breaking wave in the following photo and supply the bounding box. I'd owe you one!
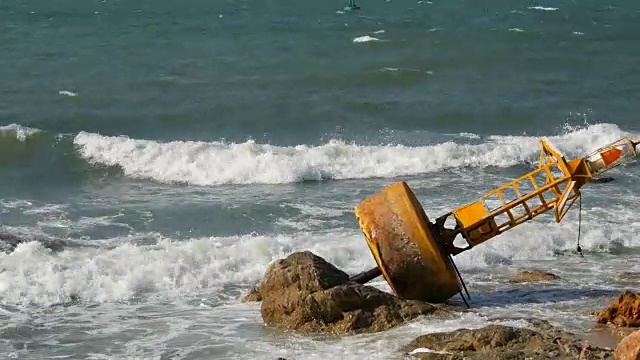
[1,209,638,306]
[72,123,635,186]
[0,123,42,142]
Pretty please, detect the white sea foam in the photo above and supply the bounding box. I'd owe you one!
[0,123,41,141]
[528,6,558,11]
[0,199,33,209]
[231,311,591,360]
[0,230,368,306]
[23,203,68,215]
[1,201,138,239]
[2,206,638,307]
[58,90,78,97]
[72,123,637,186]
[458,132,480,139]
[353,35,380,43]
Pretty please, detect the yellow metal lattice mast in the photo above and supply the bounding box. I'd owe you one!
[439,137,639,254]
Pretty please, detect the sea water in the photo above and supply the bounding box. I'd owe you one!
[1,0,639,358]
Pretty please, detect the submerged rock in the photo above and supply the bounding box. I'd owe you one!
[591,177,615,184]
[617,272,640,286]
[0,232,67,254]
[618,272,640,280]
[402,324,613,359]
[256,251,450,334]
[241,287,262,302]
[508,270,560,283]
[596,290,640,327]
[614,330,640,360]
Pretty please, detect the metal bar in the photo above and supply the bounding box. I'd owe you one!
[349,267,382,284]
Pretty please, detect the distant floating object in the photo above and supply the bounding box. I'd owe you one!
[343,0,360,11]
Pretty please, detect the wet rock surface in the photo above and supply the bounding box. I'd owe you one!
[241,287,262,302]
[255,251,451,334]
[616,272,640,287]
[0,232,67,254]
[508,270,560,283]
[614,330,640,360]
[596,290,640,327]
[403,324,613,360]
[587,325,636,347]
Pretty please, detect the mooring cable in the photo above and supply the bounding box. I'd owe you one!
[576,194,585,258]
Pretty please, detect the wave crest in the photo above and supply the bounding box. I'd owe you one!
[72,123,635,186]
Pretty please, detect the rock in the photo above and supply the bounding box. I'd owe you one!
[402,324,613,359]
[617,272,640,287]
[614,330,640,360]
[257,251,450,335]
[258,251,349,327]
[0,232,67,254]
[508,270,560,283]
[496,317,556,333]
[618,272,640,281]
[596,290,640,327]
[241,287,262,302]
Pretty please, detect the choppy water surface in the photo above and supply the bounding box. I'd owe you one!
[1,0,639,358]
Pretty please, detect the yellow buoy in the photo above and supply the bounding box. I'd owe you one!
[355,181,461,303]
[352,136,639,304]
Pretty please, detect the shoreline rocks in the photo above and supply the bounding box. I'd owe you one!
[614,330,640,360]
[251,251,453,335]
[508,270,561,283]
[402,324,614,359]
[595,290,640,360]
[241,287,262,302]
[596,290,640,327]
[244,252,639,358]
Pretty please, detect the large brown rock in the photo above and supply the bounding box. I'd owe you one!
[256,251,450,334]
[402,324,613,360]
[596,290,640,327]
[508,270,560,284]
[614,330,640,360]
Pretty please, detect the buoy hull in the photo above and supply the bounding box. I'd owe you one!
[355,181,461,303]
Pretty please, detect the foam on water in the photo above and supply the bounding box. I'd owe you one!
[352,35,381,43]
[2,202,638,308]
[1,196,637,360]
[0,229,371,306]
[0,124,41,142]
[0,200,33,214]
[72,123,637,186]
[528,6,558,11]
[58,90,78,97]
[221,311,575,360]
[1,200,138,245]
